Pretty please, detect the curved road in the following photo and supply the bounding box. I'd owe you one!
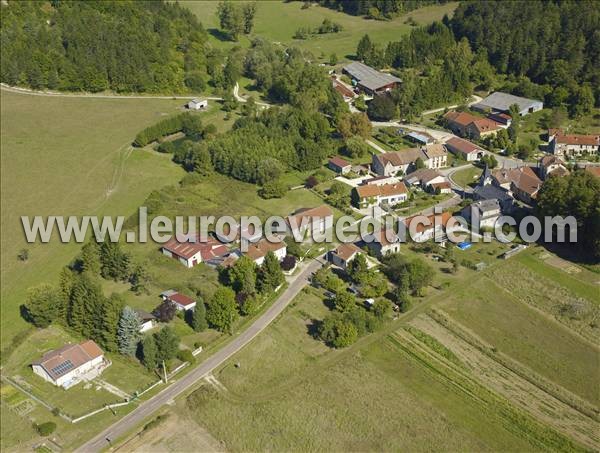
[75,258,324,453]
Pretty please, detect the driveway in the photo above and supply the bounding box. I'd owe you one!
[75,258,324,453]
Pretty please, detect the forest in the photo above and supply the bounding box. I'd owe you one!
[309,0,448,19]
[0,1,216,93]
[357,0,599,118]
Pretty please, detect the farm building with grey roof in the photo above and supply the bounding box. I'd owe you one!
[472,92,543,116]
[343,62,401,95]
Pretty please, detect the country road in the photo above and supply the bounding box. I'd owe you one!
[75,258,324,453]
[0,83,224,101]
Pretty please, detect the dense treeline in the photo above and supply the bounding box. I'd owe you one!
[244,38,347,115]
[309,0,447,19]
[1,1,216,93]
[451,0,600,106]
[202,107,336,184]
[357,0,599,117]
[134,112,205,147]
[536,171,600,260]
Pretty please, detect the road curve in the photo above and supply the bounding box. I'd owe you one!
[75,258,324,453]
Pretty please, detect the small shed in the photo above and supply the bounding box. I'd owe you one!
[187,98,208,110]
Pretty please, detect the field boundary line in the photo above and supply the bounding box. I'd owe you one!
[428,308,600,422]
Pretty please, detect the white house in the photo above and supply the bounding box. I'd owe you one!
[445,137,484,162]
[404,168,449,193]
[371,148,429,176]
[422,144,448,169]
[245,238,287,266]
[353,182,408,208]
[286,205,334,238]
[161,290,197,311]
[329,243,364,270]
[461,199,501,231]
[548,130,599,158]
[32,340,106,389]
[187,98,208,110]
[134,309,157,333]
[403,212,454,242]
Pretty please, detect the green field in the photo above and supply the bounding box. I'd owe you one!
[185,1,458,59]
[0,90,192,349]
[132,241,597,452]
[440,268,600,406]
[450,165,482,188]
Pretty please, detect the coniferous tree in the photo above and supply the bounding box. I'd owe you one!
[190,300,208,332]
[141,335,158,370]
[97,294,124,352]
[99,241,130,281]
[118,306,142,356]
[68,273,104,336]
[257,251,285,293]
[80,241,101,275]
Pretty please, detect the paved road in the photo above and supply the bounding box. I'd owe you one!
[75,258,324,453]
[421,94,483,116]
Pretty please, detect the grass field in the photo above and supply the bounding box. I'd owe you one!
[0,90,194,349]
[450,165,482,188]
[121,239,596,452]
[439,269,600,406]
[185,1,458,60]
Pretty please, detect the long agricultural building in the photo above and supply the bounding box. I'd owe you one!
[342,62,401,96]
[472,91,543,116]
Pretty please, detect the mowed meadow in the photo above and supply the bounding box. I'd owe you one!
[185,1,458,59]
[0,90,186,348]
[173,245,599,452]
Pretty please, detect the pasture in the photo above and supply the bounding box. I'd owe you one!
[0,90,192,349]
[134,240,597,452]
[185,1,458,60]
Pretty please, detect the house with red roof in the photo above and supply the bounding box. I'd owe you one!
[329,243,364,270]
[445,137,485,161]
[161,290,197,311]
[161,235,229,268]
[548,130,600,158]
[328,156,352,174]
[32,340,106,388]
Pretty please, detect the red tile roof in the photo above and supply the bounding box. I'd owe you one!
[32,340,104,381]
[329,156,352,169]
[444,111,479,127]
[470,117,500,134]
[446,137,482,155]
[287,205,333,227]
[355,182,408,199]
[403,212,453,234]
[246,238,286,261]
[555,133,600,146]
[168,292,196,308]
[332,243,363,261]
[162,236,228,261]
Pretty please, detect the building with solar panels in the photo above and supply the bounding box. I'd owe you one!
[32,340,105,388]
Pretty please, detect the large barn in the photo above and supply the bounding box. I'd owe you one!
[342,62,401,96]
